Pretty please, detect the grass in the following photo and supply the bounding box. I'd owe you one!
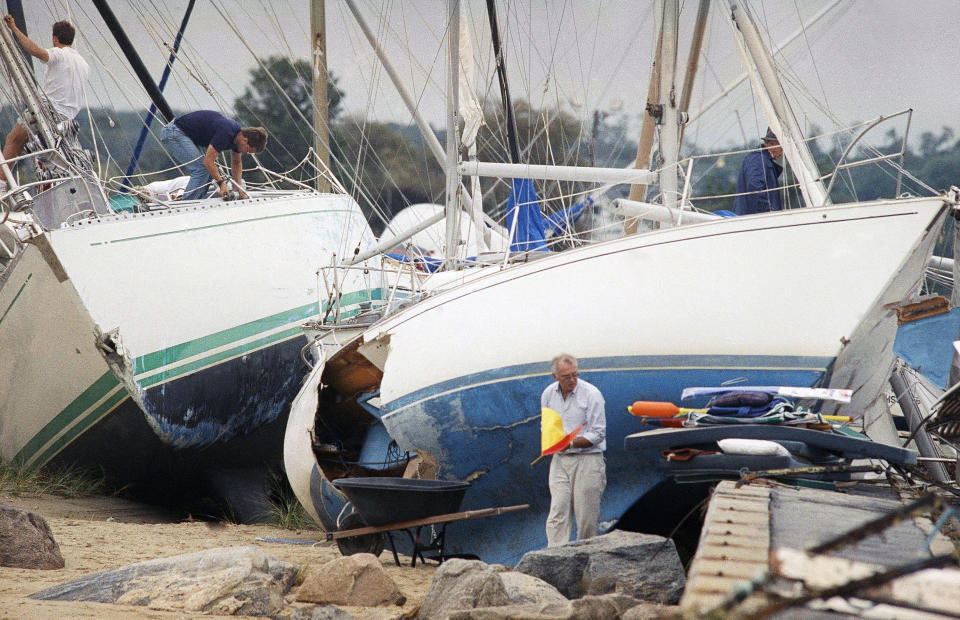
[0,459,108,498]
[267,472,322,531]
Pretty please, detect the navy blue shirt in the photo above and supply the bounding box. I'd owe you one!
[174,110,241,153]
[733,146,783,215]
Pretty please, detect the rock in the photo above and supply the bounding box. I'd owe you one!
[499,571,569,610]
[570,594,642,619]
[290,603,356,619]
[0,503,64,570]
[446,604,569,619]
[514,530,686,604]
[29,545,295,616]
[445,593,641,620]
[418,559,509,619]
[419,559,569,620]
[620,602,677,619]
[296,553,405,607]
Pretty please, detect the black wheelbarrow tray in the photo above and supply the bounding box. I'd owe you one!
[328,477,528,566]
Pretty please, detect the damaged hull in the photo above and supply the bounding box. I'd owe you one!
[300,197,950,565]
[1,192,379,514]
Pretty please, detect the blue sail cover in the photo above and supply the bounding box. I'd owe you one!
[506,178,548,252]
[543,196,591,238]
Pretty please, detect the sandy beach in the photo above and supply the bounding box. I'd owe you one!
[0,492,436,619]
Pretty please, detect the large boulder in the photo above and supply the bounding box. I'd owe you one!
[30,545,295,616]
[514,530,685,603]
[418,559,568,620]
[296,553,405,607]
[0,504,64,569]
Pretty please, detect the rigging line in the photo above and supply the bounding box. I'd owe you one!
[255,1,301,61]
[335,6,402,224]
[792,0,830,123]
[350,2,450,219]
[139,0,221,107]
[209,1,340,189]
[142,5,336,190]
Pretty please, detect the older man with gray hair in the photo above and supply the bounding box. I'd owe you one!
[541,353,607,547]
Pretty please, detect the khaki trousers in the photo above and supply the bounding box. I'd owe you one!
[546,451,606,547]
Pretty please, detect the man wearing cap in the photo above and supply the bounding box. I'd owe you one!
[733,127,784,215]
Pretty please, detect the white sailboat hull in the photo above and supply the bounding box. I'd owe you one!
[352,196,950,563]
[1,192,380,513]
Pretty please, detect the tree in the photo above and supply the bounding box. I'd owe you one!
[476,99,592,220]
[234,55,344,177]
[331,118,444,234]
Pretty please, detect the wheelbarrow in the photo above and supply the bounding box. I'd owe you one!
[329,477,528,566]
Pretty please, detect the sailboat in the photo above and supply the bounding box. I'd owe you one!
[284,0,958,564]
[0,5,388,517]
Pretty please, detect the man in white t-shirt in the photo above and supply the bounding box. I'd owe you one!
[2,16,90,165]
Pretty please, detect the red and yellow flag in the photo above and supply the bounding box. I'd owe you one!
[532,407,584,465]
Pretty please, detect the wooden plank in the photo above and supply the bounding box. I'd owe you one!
[688,558,767,580]
[697,543,768,563]
[711,497,770,514]
[709,508,769,525]
[701,522,770,539]
[896,295,949,324]
[699,532,770,549]
[330,504,529,539]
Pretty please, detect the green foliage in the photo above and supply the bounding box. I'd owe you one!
[266,472,320,531]
[233,55,344,177]
[0,459,107,498]
[331,117,444,233]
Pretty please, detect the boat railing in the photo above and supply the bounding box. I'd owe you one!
[822,109,913,200]
[107,147,347,213]
[315,260,426,328]
[0,151,111,232]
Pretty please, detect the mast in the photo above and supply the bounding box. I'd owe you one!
[677,0,709,148]
[689,0,841,126]
[443,0,462,268]
[342,0,480,213]
[120,0,194,191]
[726,0,829,207]
[458,5,488,254]
[5,1,31,70]
[92,0,174,123]
[0,10,57,159]
[311,0,330,193]
[486,0,520,164]
[657,0,680,210]
[624,28,661,235]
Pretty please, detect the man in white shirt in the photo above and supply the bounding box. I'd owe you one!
[541,353,607,546]
[2,16,90,165]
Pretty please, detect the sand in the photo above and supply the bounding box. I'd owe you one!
[0,492,436,619]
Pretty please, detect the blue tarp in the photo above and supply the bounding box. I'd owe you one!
[506,178,548,252]
[543,197,591,238]
[385,252,443,272]
[893,306,960,389]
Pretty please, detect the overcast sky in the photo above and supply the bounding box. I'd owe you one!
[10,1,960,150]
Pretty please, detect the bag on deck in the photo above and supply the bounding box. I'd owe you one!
[706,390,792,418]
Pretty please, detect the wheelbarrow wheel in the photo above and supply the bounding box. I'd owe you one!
[336,512,385,557]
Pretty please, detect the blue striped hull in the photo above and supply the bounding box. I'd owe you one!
[381,354,832,565]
